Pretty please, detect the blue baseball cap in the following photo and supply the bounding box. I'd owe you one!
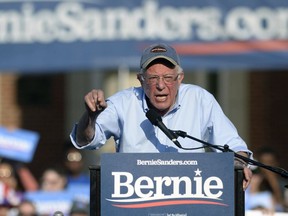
[140,43,180,69]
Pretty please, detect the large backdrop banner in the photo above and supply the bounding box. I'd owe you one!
[0,0,288,72]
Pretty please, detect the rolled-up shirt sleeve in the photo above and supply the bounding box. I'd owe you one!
[69,121,108,150]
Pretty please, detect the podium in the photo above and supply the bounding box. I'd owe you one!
[89,153,245,216]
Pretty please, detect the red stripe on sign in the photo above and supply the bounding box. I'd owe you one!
[174,40,288,55]
[112,199,228,208]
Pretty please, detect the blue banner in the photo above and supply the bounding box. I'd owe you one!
[24,185,89,215]
[101,152,234,216]
[0,0,288,72]
[0,126,39,163]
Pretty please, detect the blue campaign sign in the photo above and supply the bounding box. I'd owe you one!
[0,126,39,163]
[101,152,234,216]
[0,0,288,72]
[24,191,74,215]
[24,185,89,215]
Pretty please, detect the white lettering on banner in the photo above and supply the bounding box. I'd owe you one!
[0,135,32,152]
[225,7,288,40]
[137,159,198,165]
[0,0,287,43]
[35,200,71,215]
[111,171,223,199]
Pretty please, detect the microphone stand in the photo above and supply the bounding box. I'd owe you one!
[172,129,288,180]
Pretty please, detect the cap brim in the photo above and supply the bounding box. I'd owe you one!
[141,55,178,69]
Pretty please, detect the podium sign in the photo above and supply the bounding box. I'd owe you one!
[101,152,234,216]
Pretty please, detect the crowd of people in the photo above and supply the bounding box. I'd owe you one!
[0,144,90,216]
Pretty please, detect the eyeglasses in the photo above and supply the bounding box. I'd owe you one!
[141,74,180,85]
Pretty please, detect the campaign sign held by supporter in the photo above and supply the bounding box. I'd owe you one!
[0,126,39,162]
[101,153,234,216]
[24,185,89,215]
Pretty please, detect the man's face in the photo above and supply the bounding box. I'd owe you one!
[139,61,184,115]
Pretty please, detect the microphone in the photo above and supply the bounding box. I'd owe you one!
[53,211,64,216]
[146,109,182,148]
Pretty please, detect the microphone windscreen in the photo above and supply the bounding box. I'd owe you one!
[146,109,161,125]
[53,211,64,216]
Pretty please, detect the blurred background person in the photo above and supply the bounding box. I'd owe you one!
[0,203,13,216]
[21,166,70,215]
[63,145,89,189]
[69,199,89,216]
[0,162,17,191]
[0,161,24,216]
[40,166,67,192]
[16,199,38,216]
[0,159,38,193]
[257,147,287,212]
[245,167,275,213]
[0,161,22,207]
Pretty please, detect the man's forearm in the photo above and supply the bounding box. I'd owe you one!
[76,111,97,146]
[234,151,249,168]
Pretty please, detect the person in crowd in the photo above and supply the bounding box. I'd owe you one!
[22,166,84,216]
[40,166,67,192]
[70,43,253,190]
[63,146,89,188]
[256,147,287,212]
[0,159,38,193]
[0,203,13,216]
[245,167,275,213]
[0,162,23,208]
[0,162,18,191]
[17,199,38,216]
[69,199,89,216]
